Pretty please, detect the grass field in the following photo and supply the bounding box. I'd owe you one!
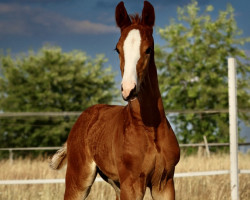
[0,153,249,200]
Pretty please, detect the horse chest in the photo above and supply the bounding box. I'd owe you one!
[113,123,157,173]
[86,106,179,184]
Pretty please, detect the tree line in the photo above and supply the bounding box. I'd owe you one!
[0,1,249,156]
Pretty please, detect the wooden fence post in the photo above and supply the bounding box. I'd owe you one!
[228,57,239,200]
[203,136,210,157]
[9,149,13,164]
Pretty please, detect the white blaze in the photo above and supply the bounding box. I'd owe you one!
[122,29,141,97]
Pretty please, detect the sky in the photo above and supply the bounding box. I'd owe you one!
[1,0,250,73]
[0,0,250,143]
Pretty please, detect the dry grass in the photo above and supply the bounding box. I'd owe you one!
[0,153,249,200]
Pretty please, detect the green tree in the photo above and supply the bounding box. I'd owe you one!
[0,46,118,153]
[155,1,250,145]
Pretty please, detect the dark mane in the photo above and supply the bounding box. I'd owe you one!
[130,14,141,25]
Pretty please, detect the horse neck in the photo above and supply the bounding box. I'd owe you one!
[128,52,165,127]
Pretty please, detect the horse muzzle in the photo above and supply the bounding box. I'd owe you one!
[121,83,137,101]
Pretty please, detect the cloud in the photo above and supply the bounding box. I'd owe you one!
[0,0,71,3]
[95,1,117,9]
[95,0,211,9]
[151,0,211,7]
[0,20,30,35]
[0,3,30,13]
[0,3,118,36]
[63,19,117,34]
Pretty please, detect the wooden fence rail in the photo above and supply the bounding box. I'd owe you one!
[0,170,250,185]
[1,142,250,151]
[0,109,249,118]
[1,142,250,163]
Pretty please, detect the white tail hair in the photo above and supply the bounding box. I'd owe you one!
[49,143,67,170]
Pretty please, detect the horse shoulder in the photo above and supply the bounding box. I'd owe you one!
[86,104,124,179]
[155,118,180,170]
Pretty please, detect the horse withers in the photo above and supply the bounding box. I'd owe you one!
[50,1,180,200]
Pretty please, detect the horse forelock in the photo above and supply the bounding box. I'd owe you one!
[129,14,141,25]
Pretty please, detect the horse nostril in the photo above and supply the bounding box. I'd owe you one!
[121,85,123,91]
[127,85,137,100]
[131,85,136,93]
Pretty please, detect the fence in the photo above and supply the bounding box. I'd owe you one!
[0,58,249,199]
[0,170,250,185]
[1,142,250,162]
[0,142,250,185]
[0,142,250,160]
[0,109,249,118]
[0,142,249,185]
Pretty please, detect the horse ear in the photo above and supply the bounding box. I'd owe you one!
[115,1,131,30]
[141,1,155,27]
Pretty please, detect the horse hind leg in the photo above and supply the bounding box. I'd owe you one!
[64,160,97,200]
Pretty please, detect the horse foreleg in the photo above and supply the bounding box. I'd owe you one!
[151,177,175,200]
[119,175,147,200]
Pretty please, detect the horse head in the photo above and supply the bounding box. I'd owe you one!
[115,1,155,101]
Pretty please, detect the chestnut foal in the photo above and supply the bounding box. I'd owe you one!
[50,1,180,200]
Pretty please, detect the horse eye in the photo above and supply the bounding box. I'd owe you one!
[114,47,120,54]
[145,47,151,54]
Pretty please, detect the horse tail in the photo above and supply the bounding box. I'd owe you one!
[49,143,67,170]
